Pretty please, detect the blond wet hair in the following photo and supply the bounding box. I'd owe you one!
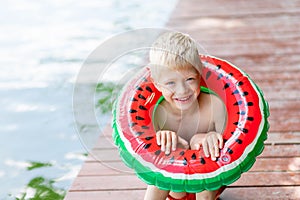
[149,31,203,77]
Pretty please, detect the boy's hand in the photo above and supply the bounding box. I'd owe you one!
[190,132,223,161]
[156,131,189,155]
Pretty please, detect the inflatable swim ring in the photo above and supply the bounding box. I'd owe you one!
[112,55,269,192]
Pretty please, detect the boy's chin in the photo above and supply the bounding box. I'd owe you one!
[174,103,194,111]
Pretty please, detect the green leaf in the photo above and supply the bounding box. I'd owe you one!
[27,161,53,171]
[95,82,122,114]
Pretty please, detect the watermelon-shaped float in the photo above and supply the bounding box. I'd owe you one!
[112,55,269,192]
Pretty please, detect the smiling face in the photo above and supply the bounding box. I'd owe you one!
[152,65,201,112]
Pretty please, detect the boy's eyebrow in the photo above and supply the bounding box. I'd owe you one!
[162,78,175,83]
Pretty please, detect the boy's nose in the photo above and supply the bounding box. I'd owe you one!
[176,82,189,95]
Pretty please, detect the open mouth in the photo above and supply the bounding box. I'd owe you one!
[174,95,193,103]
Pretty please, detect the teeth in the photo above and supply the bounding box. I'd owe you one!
[176,95,191,101]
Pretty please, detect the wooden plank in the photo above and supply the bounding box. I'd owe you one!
[69,175,147,191]
[251,157,300,172]
[266,132,300,145]
[78,161,134,176]
[64,190,145,200]
[169,0,300,17]
[269,100,300,111]
[168,17,300,39]
[69,171,299,192]
[86,148,120,162]
[220,186,300,200]
[232,172,300,187]
[261,144,300,157]
[65,186,300,200]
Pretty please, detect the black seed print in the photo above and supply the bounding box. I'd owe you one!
[242,91,249,96]
[139,105,147,110]
[155,150,161,156]
[223,139,228,143]
[247,117,254,121]
[179,151,185,156]
[138,94,146,100]
[170,156,175,164]
[129,109,137,113]
[141,125,149,129]
[227,148,233,154]
[135,116,145,120]
[223,83,230,90]
[129,123,137,127]
[228,73,233,77]
[200,157,206,164]
[233,122,239,125]
[191,153,196,160]
[146,86,153,93]
[247,102,254,106]
[236,139,243,144]
[216,65,221,70]
[206,71,212,80]
[136,86,143,91]
[183,158,188,165]
[131,97,138,101]
[145,136,154,140]
[240,128,248,133]
[234,101,243,106]
[231,131,235,135]
[136,132,144,136]
[144,143,151,149]
[217,73,224,80]
[237,81,244,86]
[232,90,239,95]
[238,111,246,115]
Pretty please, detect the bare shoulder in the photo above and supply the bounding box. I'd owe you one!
[211,94,225,112]
[198,92,224,111]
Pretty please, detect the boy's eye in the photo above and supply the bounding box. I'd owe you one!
[165,81,175,86]
[186,77,195,81]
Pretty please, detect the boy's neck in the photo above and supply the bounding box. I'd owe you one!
[168,100,199,117]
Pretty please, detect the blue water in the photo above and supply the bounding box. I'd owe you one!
[0,0,177,198]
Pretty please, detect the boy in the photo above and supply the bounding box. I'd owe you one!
[144,31,226,200]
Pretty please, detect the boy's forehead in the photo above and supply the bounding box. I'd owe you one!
[155,64,199,74]
[154,65,199,79]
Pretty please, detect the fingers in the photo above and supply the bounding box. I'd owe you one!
[156,131,177,155]
[202,133,223,161]
[218,133,224,149]
[165,132,171,155]
[202,140,209,158]
[171,133,177,151]
[178,136,189,149]
[156,131,161,146]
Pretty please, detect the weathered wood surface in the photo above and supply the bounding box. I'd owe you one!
[65,0,300,199]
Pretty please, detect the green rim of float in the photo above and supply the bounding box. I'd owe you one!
[112,55,270,192]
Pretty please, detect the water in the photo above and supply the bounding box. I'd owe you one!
[0,0,177,198]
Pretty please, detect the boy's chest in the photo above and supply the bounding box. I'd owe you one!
[161,112,215,141]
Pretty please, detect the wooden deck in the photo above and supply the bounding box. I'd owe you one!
[65,0,300,199]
